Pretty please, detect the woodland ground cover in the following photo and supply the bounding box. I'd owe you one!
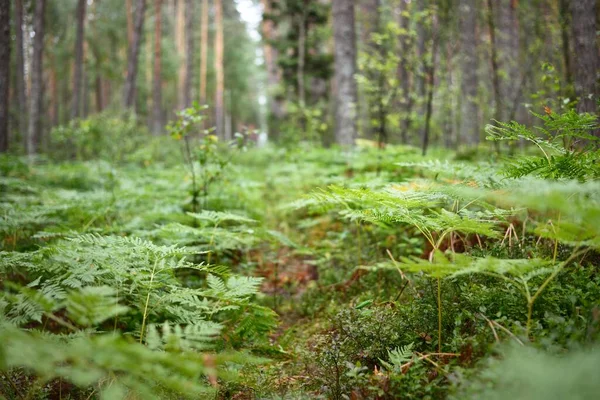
[1,111,600,399]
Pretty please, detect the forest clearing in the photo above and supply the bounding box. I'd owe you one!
[0,0,599,399]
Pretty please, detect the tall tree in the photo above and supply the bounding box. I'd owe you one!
[332,0,357,147]
[215,0,225,139]
[415,0,427,113]
[199,0,209,105]
[421,11,439,155]
[396,0,413,143]
[152,0,163,134]
[297,7,306,107]
[486,0,502,123]
[572,0,599,117]
[260,0,284,132]
[175,0,186,110]
[496,0,520,121]
[458,0,479,145]
[14,0,27,139]
[126,0,134,47]
[559,0,573,95]
[71,0,87,120]
[123,0,147,109]
[0,0,10,152]
[28,0,46,156]
[184,0,194,107]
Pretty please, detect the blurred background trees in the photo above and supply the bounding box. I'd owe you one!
[0,0,598,154]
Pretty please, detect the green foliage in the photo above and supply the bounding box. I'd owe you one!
[486,110,600,181]
[452,345,600,400]
[49,113,149,163]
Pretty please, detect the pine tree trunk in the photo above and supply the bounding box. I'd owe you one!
[496,0,519,121]
[14,0,27,140]
[215,0,225,139]
[397,0,413,144]
[71,0,87,120]
[123,0,147,110]
[297,10,306,107]
[152,0,163,134]
[572,0,599,117]
[28,0,46,156]
[184,0,194,107]
[0,0,10,152]
[126,0,134,47]
[199,0,209,105]
[559,0,573,94]
[459,0,479,145]
[49,60,59,126]
[176,0,186,110]
[486,0,502,123]
[421,14,439,156]
[415,0,427,111]
[332,0,358,148]
[261,0,284,136]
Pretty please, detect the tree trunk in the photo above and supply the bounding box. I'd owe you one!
[415,0,427,111]
[297,11,306,107]
[49,59,59,126]
[126,0,134,47]
[0,0,10,152]
[559,0,573,94]
[153,0,163,134]
[176,0,186,110]
[28,0,46,156]
[71,0,87,120]
[486,0,502,123]
[184,0,194,107]
[123,0,147,110]
[421,14,438,156]
[459,0,479,145]
[496,0,519,122]
[572,0,599,117]
[332,0,358,148]
[396,0,413,144]
[14,0,27,140]
[199,0,209,105]
[215,0,225,139]
[261,0,284,137]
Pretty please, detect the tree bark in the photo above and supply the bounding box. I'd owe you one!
[215,0,226,139]
[261,0,284,135]
[199,0,209,105]
[559,0,573,93]
[415,0,427,110]
[396,0,413,144]
[153,0,163,134]
[184,0,194,107]
[126,0,134,47]
[572,0,599,116]
[332,0,358,148]
[123,0,147,110]
[459,0,479,145]
[175,0,186,110]
[297,10,306,107]
[28,0,46,156]
[71,0,87,120]
[486,0,502,123]
[421,13,438,156]
[14,0,27,139]
[496,0,519,121]
[49,58,59,126]
[0,0,10,152]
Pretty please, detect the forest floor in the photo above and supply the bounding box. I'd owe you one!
[2,138,600,399]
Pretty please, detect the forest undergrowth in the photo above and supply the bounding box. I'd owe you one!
[1,109,600,399]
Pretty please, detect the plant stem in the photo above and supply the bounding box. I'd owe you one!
[139,258,159,344]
